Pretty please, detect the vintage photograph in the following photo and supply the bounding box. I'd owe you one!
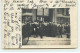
[1,0,78,48]
[22,8,70,45]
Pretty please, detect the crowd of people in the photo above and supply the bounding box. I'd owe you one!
[22,22,70,39]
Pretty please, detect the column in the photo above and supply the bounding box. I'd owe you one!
[32,9,36,22]
[52,9,57,23]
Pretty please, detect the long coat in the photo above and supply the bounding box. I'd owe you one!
[50,23,57,37]
[22,23,31,39]
[58,25,63,35]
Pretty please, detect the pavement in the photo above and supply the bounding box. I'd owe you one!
[24,35,71,45]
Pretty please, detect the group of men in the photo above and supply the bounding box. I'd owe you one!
[22,22,70,39]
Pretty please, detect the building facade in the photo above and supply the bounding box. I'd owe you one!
[22,8,70,24]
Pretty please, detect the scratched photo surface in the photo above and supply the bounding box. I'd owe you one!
[2,0,78,48]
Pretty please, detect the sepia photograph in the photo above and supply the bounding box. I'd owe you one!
[22,8,70,45]
[1,0,78,49]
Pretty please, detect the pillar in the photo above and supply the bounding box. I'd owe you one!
[52,9,57,23]
[32,9,36,22]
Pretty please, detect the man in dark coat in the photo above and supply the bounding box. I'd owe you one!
[25,23,31,37]
[65,24,70,38]
[44,22,48,36]
[48,22,52,37]
[47,23,50,37]
[50,22,54,37]
[32,22,37,38]
[58,24,63,38]
[22,22,31,45]
[39,22,44,39]
[22,24,26,39]
[50,22,57,37]
[22,23,31,38]
[53,23,57,37]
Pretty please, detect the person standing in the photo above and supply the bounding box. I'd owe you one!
[65,24,70,38]
[58,24,63,38]
[26,22,31,37]
[39,22,44,39]
[22,22,31,45]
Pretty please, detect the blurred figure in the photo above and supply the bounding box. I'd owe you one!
[22,22,31,45]
[33,22,38,38]
[48,22,52,37]
[44,22,48,36]
[57,24,63,38]
[22,22,31,38]
[39,22,44,39]
[64,23,70,38]
[54,22,57,37]
[50,22,57,37]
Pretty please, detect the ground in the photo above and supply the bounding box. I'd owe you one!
[23,35,70,45]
